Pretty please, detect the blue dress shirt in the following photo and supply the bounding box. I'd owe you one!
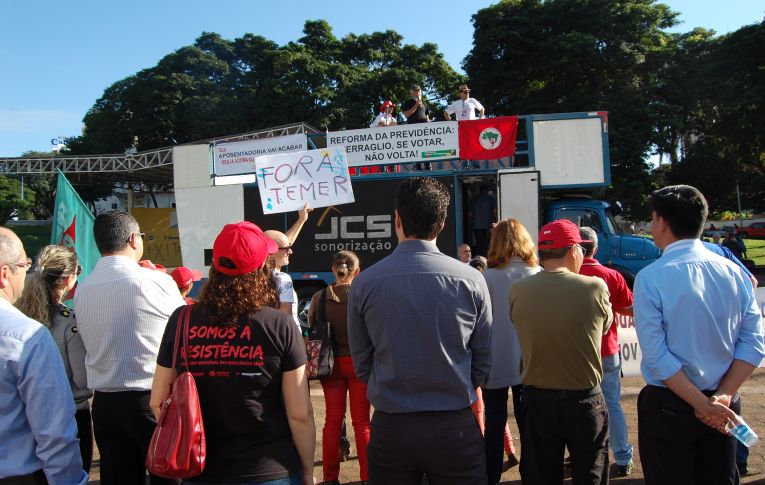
[634,239,764,391]
[0,298,88,484]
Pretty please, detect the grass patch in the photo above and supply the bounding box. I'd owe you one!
[8,223,52,259]
[745,238,765,266]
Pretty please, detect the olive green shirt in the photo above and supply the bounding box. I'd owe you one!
[509,269,612,390]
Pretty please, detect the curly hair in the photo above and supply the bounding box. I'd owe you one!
[16,245,78,327]
[197,261,278,325]
[487,218,539,268]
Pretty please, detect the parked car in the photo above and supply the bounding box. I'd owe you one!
[703,225,736,238]
[736,222,765,239]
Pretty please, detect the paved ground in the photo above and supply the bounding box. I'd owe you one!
[88,368,765,484]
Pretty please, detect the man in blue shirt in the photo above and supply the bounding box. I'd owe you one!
[634,185,764,484]
[0,227,88,485]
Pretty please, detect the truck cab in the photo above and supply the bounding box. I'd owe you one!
[547,198,660,286]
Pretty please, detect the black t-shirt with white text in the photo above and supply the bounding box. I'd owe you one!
[402,98,430,123]
[157,305,307,483]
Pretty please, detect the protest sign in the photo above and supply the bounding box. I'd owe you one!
[212,134,306,176]
[327,121,459,167]
[255,147,355,215]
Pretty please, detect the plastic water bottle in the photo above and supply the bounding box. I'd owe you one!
[725,416,759,448]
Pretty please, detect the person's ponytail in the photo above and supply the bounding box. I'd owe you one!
[331,251,360,280]
[15,270,56,326]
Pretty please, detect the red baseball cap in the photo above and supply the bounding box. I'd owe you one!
[138,259,167,273]
[538,219,592,250]
[171,266,203,289]
[213,222,278,276]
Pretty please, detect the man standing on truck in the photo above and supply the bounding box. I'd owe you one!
[443,84,485,121]
[348,176,492,484]
[469,185,497,257]
[402,84,431,171]
[634,185,764,484]
[578,226,635,477]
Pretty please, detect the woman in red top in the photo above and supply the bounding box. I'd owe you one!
[309,251,369,485]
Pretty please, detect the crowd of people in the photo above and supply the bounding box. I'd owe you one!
[0,178,763,485]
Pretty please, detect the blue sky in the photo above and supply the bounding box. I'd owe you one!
[0,0,762,156]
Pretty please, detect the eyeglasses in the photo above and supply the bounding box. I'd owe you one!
[76,265,83,276]
[460,90,470,93]
[279,245,292,251]
[573,244,585,255]
[5,258,32,271]
[127,232,146,243]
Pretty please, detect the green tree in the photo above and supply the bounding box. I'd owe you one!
[464,0,678,219]
[67,21,463,155]
[658,21,765,213]
[0,176,35,225]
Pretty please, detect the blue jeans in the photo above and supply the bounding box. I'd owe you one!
[601,353,633,465]
[185,475,301,485]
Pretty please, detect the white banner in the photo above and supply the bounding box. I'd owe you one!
[212,134,307,176]
[327,121,459,167]
[255,147,354,215]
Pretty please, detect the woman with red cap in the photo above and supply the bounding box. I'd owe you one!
[369,100,397,127]
[150,222,316,485]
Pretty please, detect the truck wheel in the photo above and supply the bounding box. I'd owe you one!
[296,285,325,327]
[607,266,635,290]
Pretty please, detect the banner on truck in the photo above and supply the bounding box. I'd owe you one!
[327,121,459,167]
[255,147,355,215]
[212,134,307,177]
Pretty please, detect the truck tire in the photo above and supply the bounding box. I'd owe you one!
[296,285,326,327]
[607,266,636,290]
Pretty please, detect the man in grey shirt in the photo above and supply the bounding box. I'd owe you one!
[348,176,492,485]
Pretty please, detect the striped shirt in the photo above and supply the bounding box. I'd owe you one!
[74,255,185,391]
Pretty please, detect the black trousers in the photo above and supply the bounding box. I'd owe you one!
[75,409,93,473]
[483,385,524,484]
[638,385,740,485]
[472,229,490,257]
[521,389,609,485]
[368,408,486,485]
[92,391,173,485]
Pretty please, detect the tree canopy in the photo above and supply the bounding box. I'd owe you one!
[464,0,764,217]
[67,21,463,154]
[60,11,764,219]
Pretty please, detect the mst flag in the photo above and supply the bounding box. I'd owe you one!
[51,170,101,279]
[458,116,519,160]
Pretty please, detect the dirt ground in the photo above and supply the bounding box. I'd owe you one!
[88,369,765,484]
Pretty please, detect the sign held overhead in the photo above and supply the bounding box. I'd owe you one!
[255,147,355,215]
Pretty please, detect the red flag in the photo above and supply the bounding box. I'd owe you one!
[458,116,519,160]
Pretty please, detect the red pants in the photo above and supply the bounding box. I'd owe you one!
[472,387,515,454]
[320,356,371,481]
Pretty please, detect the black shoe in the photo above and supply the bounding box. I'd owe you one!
[615,461,634,477]
[339,441,351,462]
[738,463,749,476]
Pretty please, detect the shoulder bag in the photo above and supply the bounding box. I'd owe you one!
[146,305,206,478]
[306,288,335,380]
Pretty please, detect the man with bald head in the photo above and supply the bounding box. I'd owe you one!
[0,227,88,484]
[266,229,301,329]
[264,203,313,332]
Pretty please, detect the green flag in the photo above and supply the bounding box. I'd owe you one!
[51,170,101,279]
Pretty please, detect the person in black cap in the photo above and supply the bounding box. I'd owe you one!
[402,84,431,170]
